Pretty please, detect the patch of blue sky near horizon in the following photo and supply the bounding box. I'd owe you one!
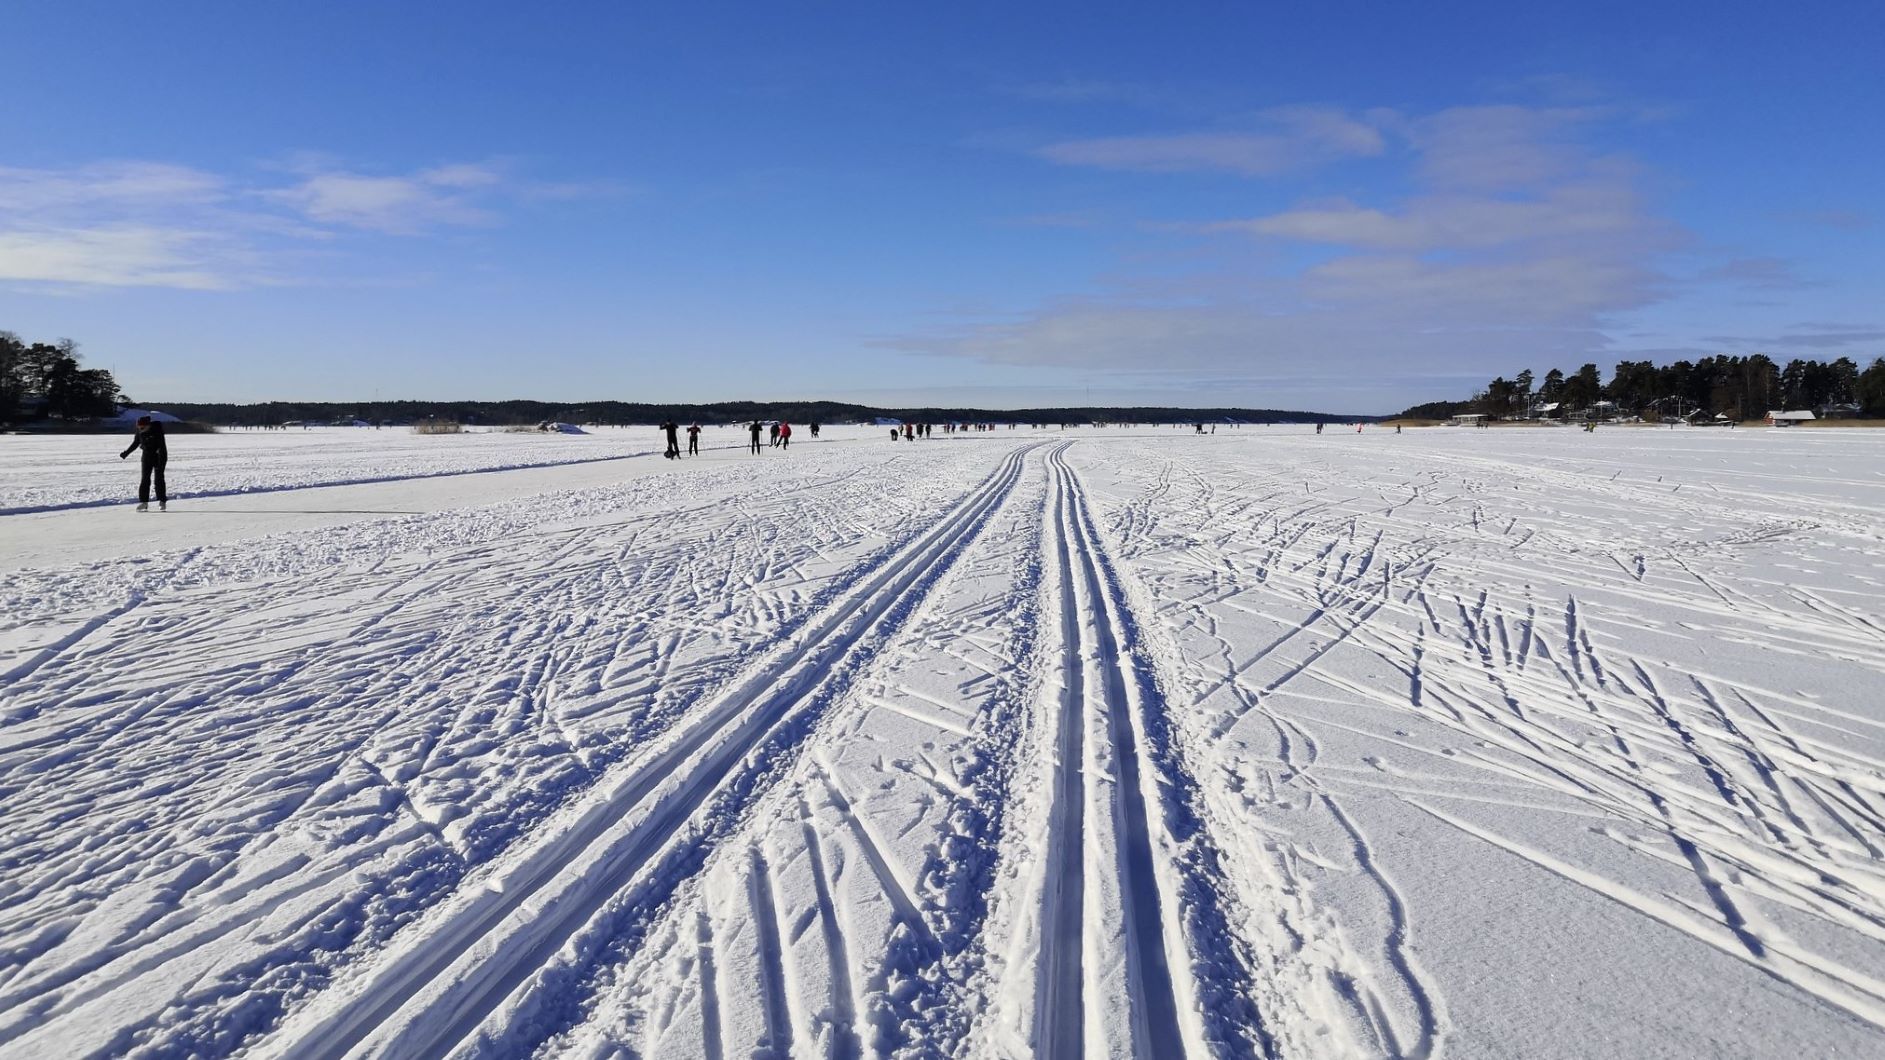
[1,0,1881,414]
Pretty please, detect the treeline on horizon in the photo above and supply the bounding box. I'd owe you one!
[150,398,1364,427]
[1405,353,1885,421]
[0,329,1386,427]
[1,332,126,423]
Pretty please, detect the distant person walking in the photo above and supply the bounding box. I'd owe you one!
[120,415,168,511]
[661,419,680,459]
[749,420,764,454]
[687,423,701,455]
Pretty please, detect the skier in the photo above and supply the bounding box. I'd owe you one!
[810,422,821,438]
[769,422,780,447]
[687,423,701,456]
[119,415,168,511]
[778,421,793,449]
[661,419,680,459]
[749,420,764,454]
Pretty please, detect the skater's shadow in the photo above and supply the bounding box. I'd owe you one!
[168,508,427,516]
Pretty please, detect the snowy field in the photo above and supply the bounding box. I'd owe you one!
[2,424,1884,1059]
[0,425,682,514]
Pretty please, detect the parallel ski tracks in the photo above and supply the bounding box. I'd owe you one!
[260,443,1040,1060]
[1035,443,1199,1059]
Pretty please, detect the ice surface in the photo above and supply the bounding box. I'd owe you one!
[2,424,1883,1058]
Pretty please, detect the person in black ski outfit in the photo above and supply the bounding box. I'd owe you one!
[120,416,169,510]
[749,420,764,454]
[661,419,680,459]
[686,423,701,455]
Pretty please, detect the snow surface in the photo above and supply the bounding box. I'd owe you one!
[2,424,1884,1059]
[0,425,683,515]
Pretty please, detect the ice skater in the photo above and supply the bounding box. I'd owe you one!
[119,415,168,511]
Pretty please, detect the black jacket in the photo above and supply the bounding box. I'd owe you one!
[121,422,168,461]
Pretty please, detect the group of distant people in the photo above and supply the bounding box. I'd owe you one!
[660,420,822,458]
[111,414,1454,511]
[888,421,1012,440]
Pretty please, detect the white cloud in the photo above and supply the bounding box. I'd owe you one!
[0,162,225,212]
[268,169,498,233]
[0,158,600,289]
[1406,105,1598,191]
[0,226,228,289]
[1213,175,1651,252]
[898,101,1685,410]
[1037,106,1386,176]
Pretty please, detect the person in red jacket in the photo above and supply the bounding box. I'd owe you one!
[778,421,793,449]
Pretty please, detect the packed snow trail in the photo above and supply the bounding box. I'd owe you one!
[1033,443,1186,1057]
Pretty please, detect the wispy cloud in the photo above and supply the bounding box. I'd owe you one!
[1036,106,1386,176]
[0,225,230,289]
[0,158,613,289]
[1703,325,1885,350]
[266,166,501,234]
[0,161,226,213]
[896,101,1687,409]
[1699,256,1821,290]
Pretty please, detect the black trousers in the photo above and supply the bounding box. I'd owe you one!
[688,436,699,454]
[139,454,167,504]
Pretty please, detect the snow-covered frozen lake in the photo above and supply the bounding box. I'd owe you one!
[2,424,1883,1058]
[0,424,680,514]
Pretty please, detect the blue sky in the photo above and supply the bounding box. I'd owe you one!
[2,1,1879,413]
